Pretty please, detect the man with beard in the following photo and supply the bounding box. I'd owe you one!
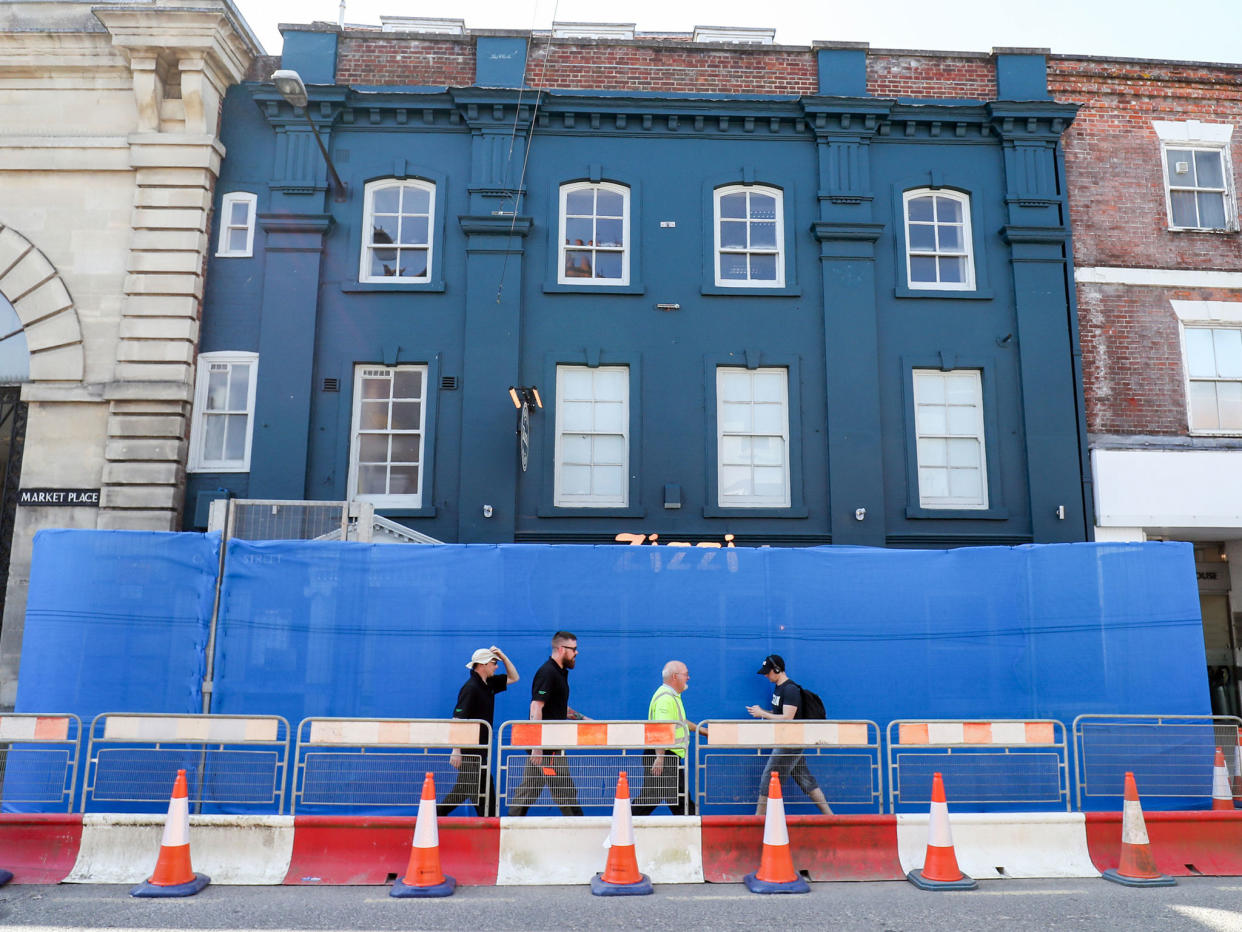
[506,631,585,816]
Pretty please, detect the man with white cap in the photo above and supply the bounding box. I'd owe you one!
[438,645,519,817]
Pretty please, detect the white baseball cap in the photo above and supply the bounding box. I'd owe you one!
[467,648,498,669]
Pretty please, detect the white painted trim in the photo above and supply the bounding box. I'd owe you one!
[1152,120,1234,145]
[903,188,975,292]
[557,181,631,286]
[188,351,258,473]
[713,184,785,288]
[1171,300,1242,324]
[347,363,429,508]
[215,191,256,258]
[359,178,435,284]
[1075,267,1242,289]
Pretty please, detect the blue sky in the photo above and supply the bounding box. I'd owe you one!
[238,0,1242,65]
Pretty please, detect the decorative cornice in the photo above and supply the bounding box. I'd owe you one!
[459,215,533,236]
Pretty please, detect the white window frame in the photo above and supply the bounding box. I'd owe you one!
[215,192,257,258]
[1154,120,1236,232]
[713,184,785,288]
[716,367,791,508]
[359,179,436,283]
[912,368,988,510]
[1173,301,1242,435]
[558,181,631,286]
[553,364,629,508]
[903,188,975,291]
[188,351,259,472]
[347,364,429,507]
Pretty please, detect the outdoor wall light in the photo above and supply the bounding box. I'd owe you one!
[272,69,348,203]
[509,386,542,473]
[508,386,542,410]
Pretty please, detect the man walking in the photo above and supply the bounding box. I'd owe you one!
[438,645,520,817]
[633,660,706,815]
[746,654,833,815]
[506,631,585,816]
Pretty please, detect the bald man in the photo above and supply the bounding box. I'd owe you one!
[632,660,707,816]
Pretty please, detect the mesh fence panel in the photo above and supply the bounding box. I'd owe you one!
[298,750,468,809]
[0,747,75,808]
[228,501,347,541]
[89,748,281,806]
[697,748,878,812]
[892,750,1064,809]
[500,749,667,811]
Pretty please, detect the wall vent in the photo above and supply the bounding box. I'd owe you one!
[322,377,340,392]
[440,376,458,390]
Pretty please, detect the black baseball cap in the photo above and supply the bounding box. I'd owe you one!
[757,654,785,675]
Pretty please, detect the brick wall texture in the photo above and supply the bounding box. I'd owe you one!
[866,54,995,100]
[337,37,476,87]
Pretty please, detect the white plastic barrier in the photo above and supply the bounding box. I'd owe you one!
[896,812,1098,879]
[496,816,703,885]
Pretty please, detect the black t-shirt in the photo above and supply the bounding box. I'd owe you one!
[769,679,802,718]
[530,657,570,720]
[452,671,508,746]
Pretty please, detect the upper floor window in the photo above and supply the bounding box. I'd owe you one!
[904,189,974,291]
[714,185,784,287]
[188,352,258,472]
[559,182,629,285]
[554,365,629,508]
[360,179,435,282]
[1185,326,1242,433]
[717,367,790,508]
[912,369,988,509]
[1154,120,1236,232]
[216,192,256,258]
[348,364,428,506]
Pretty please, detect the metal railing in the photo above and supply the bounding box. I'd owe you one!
[887,719,1069,812]
[695,719,882,813]
[293,717,492,815]
[1073,713,1242,809]
[497,720,689,814]
[82,713,290,812]
[0,713,82,811]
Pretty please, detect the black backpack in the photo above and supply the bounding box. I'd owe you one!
[789,681,826,720]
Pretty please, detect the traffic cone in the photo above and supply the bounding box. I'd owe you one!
[391,772,455,897]
[1212,747,1235,810]
[1102,771,1175,887]
[907,772,976,891]
[744,770,810,894]
[591,771,652,896]
[130,769,210,897]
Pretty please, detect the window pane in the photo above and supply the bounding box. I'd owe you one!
[227,363,250,410]
[935,197,963,223]
[720,256,748,280]
[564,218,593,245]
[390,401,421,429]
[718,370,752,402]
[752,466,786,497]
[1198,192,1227,229]
[907,196,934,222]
[560,400,593,431]
[371,187,400,213]
[370,249,398,277]
[390,434,421,462]
[719,401,751,433]
[938,256,966,283]
[399,250,428,279]
[224,414,248,461]
[593,466,625,497]
[719,192,747,218]
[206,368,229,410]
[360,400,389,430]
[752,403,785,434]
[565,189,594,215]
[402,186,430,214]
[1213,330,1242,377]
[913,372,945,404]
[596,190,624,216]
[944,374,978,405]
[938,224,964,252]
[560,434,591,463]
[203,414,225,461]
[909,255,937,282]
[720,220,747,248]
[947,404,978,435]
[750,222,777,248]
[916,404,947,435]
[750,193,776,219]
[919,466,949,499]
[593,401,625,433]
[1170,190,1198,227]
[949,466,982,500]
[749,253,777,281]
[1218,382,1242,430]
[908,224,936,252]
[564,251,593,277]
[753,371,785,402]
[593,434,625,464]
[227,229,249,252]
[399,216,429,246]
[359,434,388,461]
[1185,328,1217,377]
[720,434,750,464]
[1195,150,1224,188]
[595,368,627,399]
[229,201,250,225]
[1166,149,1192,185]
[358,464,387,494]
[721,466,752,498]
[596,218,624,247]
[388,465,420,494]
[947,437,980,468]
[750,436,784,466]
[362,376,391,399]
[1189,381,1219,430]
[560,464,592,495]
[594,251,622,279]
[394,369,423,399]
[917,437,947,467]
[559,368,593,398]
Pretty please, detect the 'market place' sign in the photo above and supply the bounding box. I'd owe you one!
[18,488,100,506]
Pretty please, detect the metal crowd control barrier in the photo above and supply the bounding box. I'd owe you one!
[696,720,882,813]
[498,720,688,813]
[887,719,1069,812]
[292,717,492,815]
[1073,713,1242,810]
[82,713,290,813]
[0,713,82,811]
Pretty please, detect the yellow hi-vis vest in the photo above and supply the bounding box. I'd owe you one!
[648,683,688,759]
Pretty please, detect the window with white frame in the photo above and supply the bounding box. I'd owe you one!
[714,184,784,286]
[348,364,428,506]
[188,352,258,472]
[1185,326,1242,432]
[716,367,790,507]
[1154,121,1236,231]
[216,192,256,258]
[904,189,974,290]
[554,365,628,507]
[360,179,435,282]
[912,369,988,509]
[559,182,629,284]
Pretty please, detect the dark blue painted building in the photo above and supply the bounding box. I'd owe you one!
[189,28,1089,548]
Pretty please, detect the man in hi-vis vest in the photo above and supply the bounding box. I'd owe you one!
[632,660,707,815]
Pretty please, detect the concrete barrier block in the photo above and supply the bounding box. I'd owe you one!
[497,816,702,885]
[896,812,1098,879]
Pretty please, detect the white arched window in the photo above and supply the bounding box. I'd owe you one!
[714,184,784,287]
[360,179,435,283]
[903,188,974,291]
[558,181,630,285]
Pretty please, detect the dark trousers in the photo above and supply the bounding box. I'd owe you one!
[632,749,694,816]
[507,752,583,816]
[437,752,495,817]
[761,749,819,795]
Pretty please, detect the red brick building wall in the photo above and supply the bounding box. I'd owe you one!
[867,53,995,100]
[336,37,476,87]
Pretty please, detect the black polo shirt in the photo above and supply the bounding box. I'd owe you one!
[452,671,508,746]
[530,657,570,720]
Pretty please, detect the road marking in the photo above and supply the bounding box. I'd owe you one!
[667,895,758,900]
[1169,905,1242,931]
[974,889,1082,896]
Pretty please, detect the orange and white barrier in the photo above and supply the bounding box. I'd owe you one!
[507,721,680,748]
[130,769,210,897]
[591,772,651,895]
[390,773,454,897]
[906,772,976,890]
[897,721,1057,745]
[743,771,809,893]
[1212,748,1234,811]
[1101,771,1175,887]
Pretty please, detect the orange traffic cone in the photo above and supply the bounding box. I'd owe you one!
[1102,771,1175,887]
[391,772,455,897]
[907,772,976,891]
[591,771,652,896]
[744,770,810,894]
[130,769,210,897]
[1212,748,1235,811]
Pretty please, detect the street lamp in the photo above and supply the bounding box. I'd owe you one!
[271,69,348,202]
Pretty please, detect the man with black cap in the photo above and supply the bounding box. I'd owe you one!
[746,653,833,815]
[438,645,520,817]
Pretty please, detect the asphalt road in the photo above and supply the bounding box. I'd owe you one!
[4,879,1242,931]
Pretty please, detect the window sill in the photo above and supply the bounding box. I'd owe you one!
[340,280,447,293]
[1168,227,1237,234]
[702,505,808,518]
[374,506,438,518]
[701,284,801,297]
[895,284,994,300]
[189,465,249,474]
[905,505,1009,520]
[543,281,646,295]
[537,505,646,518]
